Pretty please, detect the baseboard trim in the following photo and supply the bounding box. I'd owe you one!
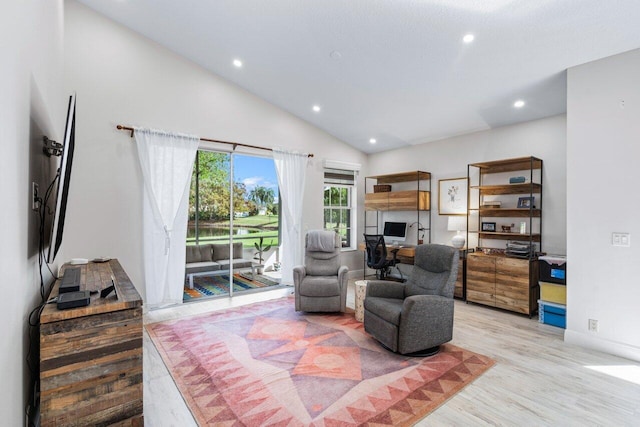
[564,329,640,363]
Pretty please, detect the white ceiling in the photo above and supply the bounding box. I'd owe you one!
[76,0,640,154]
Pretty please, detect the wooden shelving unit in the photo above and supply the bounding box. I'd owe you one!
[465,156,543,316]
[467,156,543,255]
[364,170,431,249]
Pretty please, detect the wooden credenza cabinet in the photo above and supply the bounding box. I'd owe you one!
[39,259,143,426]
[466,253,539,316]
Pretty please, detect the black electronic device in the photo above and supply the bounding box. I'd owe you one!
[383,221,407,244]
[100,275,119,299]
[56,290,91,310]
[46,93,76,263]
[59,267,81,293]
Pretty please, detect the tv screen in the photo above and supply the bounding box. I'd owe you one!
[383,221,407,243]
[47,93,76,263]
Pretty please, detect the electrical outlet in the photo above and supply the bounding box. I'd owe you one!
[31,182,39,211]
[588,319,598,332]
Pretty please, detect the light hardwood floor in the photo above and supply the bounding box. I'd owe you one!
[143,282,640,426]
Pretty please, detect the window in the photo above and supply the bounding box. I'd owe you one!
[323,166,357,250]
[188,150,280,248]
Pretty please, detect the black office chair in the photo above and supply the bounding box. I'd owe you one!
[364,234,403,281]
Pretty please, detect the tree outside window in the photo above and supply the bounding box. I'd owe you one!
[323,185,353,249]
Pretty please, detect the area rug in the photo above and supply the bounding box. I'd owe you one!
[184,273,284,301]
[147,297,495,426]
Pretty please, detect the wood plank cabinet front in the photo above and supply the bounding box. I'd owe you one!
[365,190,430,211]
[466,254,496,306]
[466,253,538,316]
[40,260,143,426]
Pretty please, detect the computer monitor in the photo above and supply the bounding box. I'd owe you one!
[383,221,407,244]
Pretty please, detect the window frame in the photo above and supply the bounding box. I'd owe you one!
[189,149,281,248]
[323,181,357,251]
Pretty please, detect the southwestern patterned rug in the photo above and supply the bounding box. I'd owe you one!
[184,272,284,301]
[147,297,495,426]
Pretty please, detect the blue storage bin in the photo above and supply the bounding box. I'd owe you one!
[538,299,566,328]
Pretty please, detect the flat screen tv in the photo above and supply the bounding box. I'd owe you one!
[46,93,76,263]
[383,221,407,244]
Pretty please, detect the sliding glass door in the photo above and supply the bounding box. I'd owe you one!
[186,151,281,301]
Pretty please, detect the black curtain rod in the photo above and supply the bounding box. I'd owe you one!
[116,125,314,157]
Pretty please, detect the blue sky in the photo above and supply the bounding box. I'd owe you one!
[234,154,279,196]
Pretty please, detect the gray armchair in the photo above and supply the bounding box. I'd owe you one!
[364,244,458,355]
[293,231,348,312]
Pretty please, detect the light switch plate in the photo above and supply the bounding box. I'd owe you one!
[612,232,631,247]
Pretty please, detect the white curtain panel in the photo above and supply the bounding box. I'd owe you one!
[273,148,309,284]
[134,128,199,307]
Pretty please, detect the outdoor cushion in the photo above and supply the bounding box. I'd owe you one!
[186,244,213,263]
[185,261,222,274]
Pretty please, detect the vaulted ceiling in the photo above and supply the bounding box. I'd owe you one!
[77,0,640,153]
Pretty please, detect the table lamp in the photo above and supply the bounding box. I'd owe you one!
[448,216,467,249]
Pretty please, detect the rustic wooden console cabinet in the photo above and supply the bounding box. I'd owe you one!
[466,252,539,316]
[39,259,143,426]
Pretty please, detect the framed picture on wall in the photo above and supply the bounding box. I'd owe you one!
[438,177,468,215]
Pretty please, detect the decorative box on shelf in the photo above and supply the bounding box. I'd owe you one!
[373,184,391,193]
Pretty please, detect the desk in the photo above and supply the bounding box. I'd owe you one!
[358,242,416,265]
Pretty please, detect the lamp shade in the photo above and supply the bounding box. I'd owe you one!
[447,216,467,232]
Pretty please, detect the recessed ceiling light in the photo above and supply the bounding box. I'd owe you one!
[463,34,475,43]
[233,59,243,68]
[514,100,525,108]
[369,138,377,144]
[312,105,321,112]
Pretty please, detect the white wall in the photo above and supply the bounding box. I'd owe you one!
[0,1,64,425]
[367,115,567,256]
[63,1,368,297]
[565,48,640,361]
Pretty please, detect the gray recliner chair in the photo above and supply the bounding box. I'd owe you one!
[364,244,459,355]
[293,230,348,312]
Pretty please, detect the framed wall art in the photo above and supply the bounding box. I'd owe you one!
[438,177,468,215]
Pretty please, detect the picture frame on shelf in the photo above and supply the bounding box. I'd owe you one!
[517,196,535,208]
[438,177,468,215]
[481,222,496,232]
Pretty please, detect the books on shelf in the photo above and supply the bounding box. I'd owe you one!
[482,201,502,208]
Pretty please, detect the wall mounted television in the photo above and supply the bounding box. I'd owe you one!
[46,93,76,263]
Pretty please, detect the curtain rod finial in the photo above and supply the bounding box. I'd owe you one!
[116,124,134,137]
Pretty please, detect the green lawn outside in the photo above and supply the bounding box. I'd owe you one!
[221,215,278,227]
[187,214,279,249]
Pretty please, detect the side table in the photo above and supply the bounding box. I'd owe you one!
[354,280,368,322]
